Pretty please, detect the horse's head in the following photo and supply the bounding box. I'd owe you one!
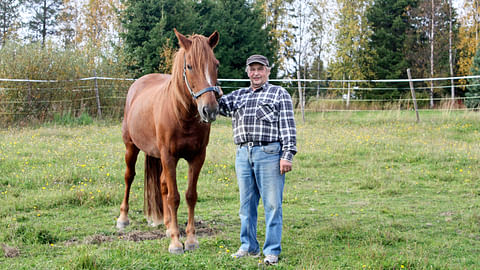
[174,29,223,123]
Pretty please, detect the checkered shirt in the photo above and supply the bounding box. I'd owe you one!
[218,83,297,162]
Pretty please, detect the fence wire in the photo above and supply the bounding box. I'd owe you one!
[0,75,479,125]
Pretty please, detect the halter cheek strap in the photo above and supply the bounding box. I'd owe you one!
[183,56,221,100]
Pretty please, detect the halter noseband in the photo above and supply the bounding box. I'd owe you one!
[183,55,221,100]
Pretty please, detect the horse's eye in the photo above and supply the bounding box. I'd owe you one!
[187,64,192,70]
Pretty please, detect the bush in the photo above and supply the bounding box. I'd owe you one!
[0,41,131,125]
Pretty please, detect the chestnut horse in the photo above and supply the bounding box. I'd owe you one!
[116,29,222,254]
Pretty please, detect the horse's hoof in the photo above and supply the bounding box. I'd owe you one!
[165,229,172,237]
[116,219,129,229]
[168,246,184,254]
[185,241,199,251]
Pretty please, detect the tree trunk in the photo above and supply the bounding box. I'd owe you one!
[449,0,454,103]
[429,0,435,108]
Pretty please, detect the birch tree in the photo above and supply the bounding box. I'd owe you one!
[329,0,374,83]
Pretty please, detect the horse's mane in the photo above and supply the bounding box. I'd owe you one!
[167,34,216,122]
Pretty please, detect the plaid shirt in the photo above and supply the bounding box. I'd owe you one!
[218,83,297,162]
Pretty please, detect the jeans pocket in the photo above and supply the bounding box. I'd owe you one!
[262,143,281,154]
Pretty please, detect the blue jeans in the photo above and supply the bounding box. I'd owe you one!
[235,142,285,256]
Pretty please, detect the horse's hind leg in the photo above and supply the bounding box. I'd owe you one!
[117,142,140,229]
[184,152,206,251]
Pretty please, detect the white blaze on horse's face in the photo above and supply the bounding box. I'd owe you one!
[175,29,221,123]
[205,63,213,86]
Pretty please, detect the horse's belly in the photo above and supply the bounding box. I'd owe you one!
[126,111,161,158]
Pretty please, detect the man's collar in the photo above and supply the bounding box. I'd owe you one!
[250,82,269,92]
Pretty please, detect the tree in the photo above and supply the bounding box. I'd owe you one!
[260,0,294,75]
[366,0,416,98]
[200,0,275,82]
[121,0,275,82]
[465,46,480,109]
[26,0,63,46]
[0,0,21,46]
[405,0,457,106]
[308,0,329,99]
[329,0,374,84]
[457,0,480,87]
[121,0,197,77]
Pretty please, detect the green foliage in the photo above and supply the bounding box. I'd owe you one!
[366,0,416,98]
[52,112,93,126]
[120,0,276,86]
[0,41,131,125]
[121,0,198,77]
[466,46,480,109]
[330,0,375,85]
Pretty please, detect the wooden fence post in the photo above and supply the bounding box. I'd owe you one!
[93,70,102,118]
[407,68,420,123]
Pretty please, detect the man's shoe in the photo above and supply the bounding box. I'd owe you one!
[231,249,260,258]
[264,254,278,265]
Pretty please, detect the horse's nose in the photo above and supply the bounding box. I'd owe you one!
[202,105,218,122]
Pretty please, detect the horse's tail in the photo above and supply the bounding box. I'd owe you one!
[144,154,164,226]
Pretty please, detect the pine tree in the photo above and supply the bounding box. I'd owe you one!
[121,0,275,82]
[0,0,21,46]
[199,0,275,81]
[366,0,416,98]
[121,0,197,77]
[26,0,63,46]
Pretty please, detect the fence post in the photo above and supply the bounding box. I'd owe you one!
[407,68,420,123]
[347,76,351,109]
[93,70,102,118]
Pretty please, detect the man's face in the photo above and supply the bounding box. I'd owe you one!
[247,63,270,90]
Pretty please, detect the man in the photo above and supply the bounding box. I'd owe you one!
[218,54,297,265]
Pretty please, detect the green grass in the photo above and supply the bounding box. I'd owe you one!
[0,111,479,269]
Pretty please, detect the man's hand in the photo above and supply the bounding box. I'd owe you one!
[280,159,292,174]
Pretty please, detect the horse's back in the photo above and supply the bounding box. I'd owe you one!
[124,74,170,113]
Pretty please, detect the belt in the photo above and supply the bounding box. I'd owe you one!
[239,141,272,147]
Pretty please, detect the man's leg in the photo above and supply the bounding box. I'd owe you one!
[235,145,260,254]
[253,142,285,256]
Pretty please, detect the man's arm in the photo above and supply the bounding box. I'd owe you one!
[277,88,297,163]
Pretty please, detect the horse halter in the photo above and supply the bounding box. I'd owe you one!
[183,55,221,100]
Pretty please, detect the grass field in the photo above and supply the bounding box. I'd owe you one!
[0,111,479,269]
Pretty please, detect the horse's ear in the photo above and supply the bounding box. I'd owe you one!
[174,28,192,50]
[208,31,219,49]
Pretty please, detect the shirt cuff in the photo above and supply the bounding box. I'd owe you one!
[281,151,294,162]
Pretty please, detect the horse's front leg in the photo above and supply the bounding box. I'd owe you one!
[160,154,183,254]
[117,142,139,229]
[184,151,206,251]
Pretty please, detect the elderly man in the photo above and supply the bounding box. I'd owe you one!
[218,54,297,265]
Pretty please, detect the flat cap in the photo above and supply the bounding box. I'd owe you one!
[246,54,269,67]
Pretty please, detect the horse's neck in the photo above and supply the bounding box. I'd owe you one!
[167,74,198,121]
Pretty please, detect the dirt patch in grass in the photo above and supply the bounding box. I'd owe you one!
[2,244,20,258]
[65,220,217,246]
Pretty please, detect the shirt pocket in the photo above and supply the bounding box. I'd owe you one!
[256,103,278,123]
[232,101,246,123]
